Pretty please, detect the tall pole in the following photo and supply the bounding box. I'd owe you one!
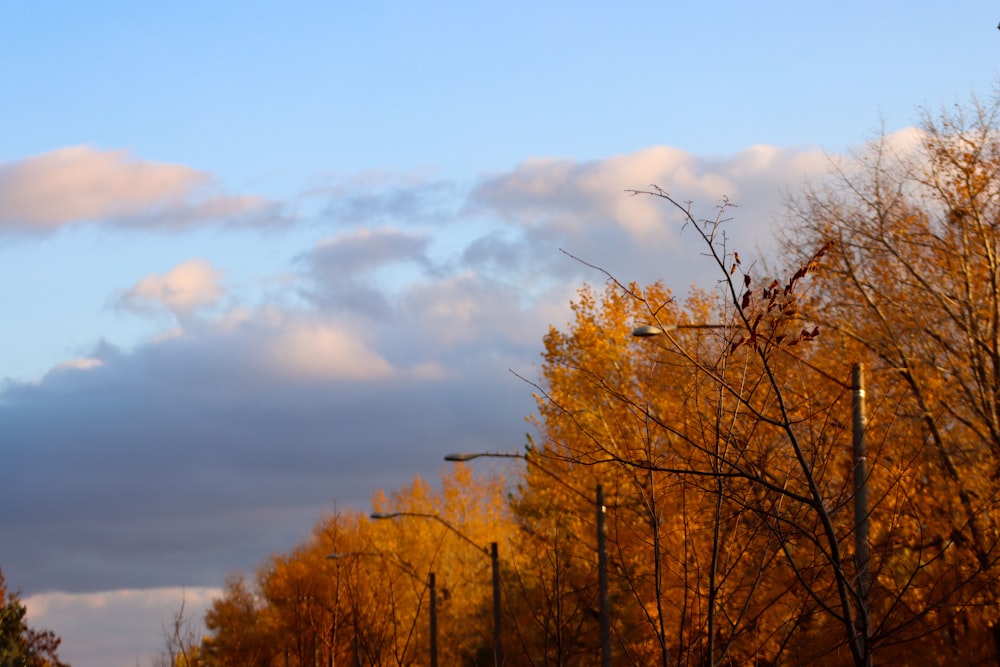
[491,541,503,666]
[429,572,438,667]
[852,363,872,666]
[597,484,611,667]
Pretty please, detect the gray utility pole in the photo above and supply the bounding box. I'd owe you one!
[429,572,438,667]
[852,363,872,667]
[597,484,611,667]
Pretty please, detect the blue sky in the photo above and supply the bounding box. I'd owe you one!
[3,2,998,666]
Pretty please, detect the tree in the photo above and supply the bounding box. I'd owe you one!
[514,175,990,665]
[201,574,271,667]
[0,569,68,667]
[782,87,1000,663]
[517,256,863,665]
[199,464,514,667]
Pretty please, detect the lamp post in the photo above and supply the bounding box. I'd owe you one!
[851,364,871,665]
[327,552,437,667]
[370,511,502,666]
[596,484,611,667]
[446,450,612,667]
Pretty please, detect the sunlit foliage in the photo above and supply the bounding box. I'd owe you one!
[198,465,514,666]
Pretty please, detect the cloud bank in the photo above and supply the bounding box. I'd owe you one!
[1,141,841,605]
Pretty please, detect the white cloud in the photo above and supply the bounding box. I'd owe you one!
[53,357,104,373]
[118,259,226,321]
[268,319,394,381]
[473,144,832,236]
[881,126,926,155]
[468,142,839,290]
[0,146,279,232]
[24,587,219,667]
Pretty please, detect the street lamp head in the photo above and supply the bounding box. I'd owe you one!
[632,323,726,337]
[370,512,398,520]
[444,452,479,462]
[631,324,670,337]
[445,451,525,462]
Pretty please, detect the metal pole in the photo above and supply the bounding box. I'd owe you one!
[597,484,611,667]
[429,572,438,667]
[852,363,872,667]
[491,542,503,666]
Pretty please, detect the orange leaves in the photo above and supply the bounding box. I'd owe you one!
[772,88,1000,661]
[527,259,865,664]
[203,463,520,667]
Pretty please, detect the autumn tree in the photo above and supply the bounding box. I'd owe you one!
[509,165,991,667]
[782,87,1000,663]
[0,569,68,667]
[516,260,861,665]
[199,510,370,667]
[200,464,514,667]
[201,574,271,667]
[516,85,1000,665]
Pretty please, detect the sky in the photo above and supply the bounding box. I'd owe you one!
[2,2,998,665]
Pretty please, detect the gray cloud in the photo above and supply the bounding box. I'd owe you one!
[470,144,834,287]
[296,227,434,320]
[312,171,463,228]
[1,320,535,594]
[0,141,845,599]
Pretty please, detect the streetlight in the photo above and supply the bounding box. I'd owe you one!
[327,552,438,667]
[444,451,523,462]
[446,450,612,667]
[631,323,726,337]
[370,511,502,666]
